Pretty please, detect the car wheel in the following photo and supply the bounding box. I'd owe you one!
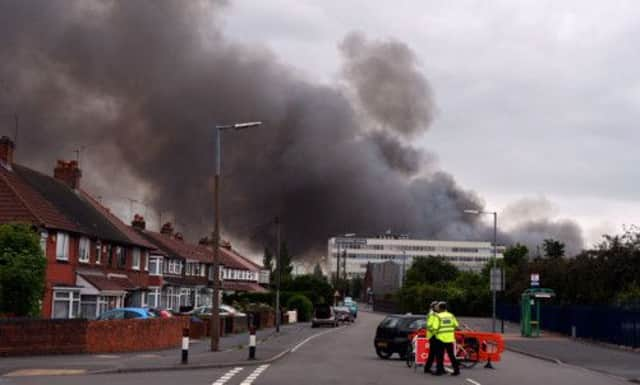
[376,347,393,359]
[311,323,317,328]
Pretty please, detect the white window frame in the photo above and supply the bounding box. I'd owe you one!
[144,251,149,271]
[132,247,141,270]
[149,256,163,276]
[147,287,160,308]
[78,237,90,263]
[56,232,70,261]
[40,231,48,255]
[95,240,102,264]
[52,289,80,318]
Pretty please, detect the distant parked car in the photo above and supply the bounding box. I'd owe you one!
[343,299,358,318]
[373,314,426,359]
[311,304,338,328]
[97,307,155,320]
[333,306,354,323]
[191,305,245,317]
[147,308,173,318]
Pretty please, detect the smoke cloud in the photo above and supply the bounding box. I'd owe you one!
[0,0,583,258]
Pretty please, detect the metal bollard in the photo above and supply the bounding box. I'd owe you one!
[181,328,189,364]
[248,324,256,360]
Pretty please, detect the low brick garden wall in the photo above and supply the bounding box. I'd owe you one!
[0,311,277,356]
[0,317,189,356]
[0,319,88,355]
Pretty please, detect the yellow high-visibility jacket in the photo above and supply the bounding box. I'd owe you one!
[433,311,458,343]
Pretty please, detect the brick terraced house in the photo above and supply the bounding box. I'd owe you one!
[133,218,266,313]
[0,136,155,319]
[0,136,266,319]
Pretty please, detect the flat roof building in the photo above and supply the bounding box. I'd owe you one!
[327,233,504,279]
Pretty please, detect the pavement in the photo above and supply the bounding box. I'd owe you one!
[460,317,640,382]
[0,322,321,376]
[1,310,637,385]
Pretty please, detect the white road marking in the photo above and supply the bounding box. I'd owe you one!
[239,364,270,385]
[466,378,482,385]
[291,327,340,352]
[212,367,243,385]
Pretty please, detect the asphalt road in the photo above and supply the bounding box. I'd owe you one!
[2,311,631,385]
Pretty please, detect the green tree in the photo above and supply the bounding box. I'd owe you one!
[281,274,334,305]
[312,263,324,279]
[405,256,458,287]
[543,239,565,259]
[278,241,293,282]
[503,244,528,267]
[0,223,47,317]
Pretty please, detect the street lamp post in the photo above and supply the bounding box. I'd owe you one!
[275,216,281,333]
[464,209,498,333]
[210,121,262,352]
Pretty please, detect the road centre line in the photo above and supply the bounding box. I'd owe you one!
[466,378,482,385]
[291,327,341,352]
[212,367,243,385]
[239,364,270,385]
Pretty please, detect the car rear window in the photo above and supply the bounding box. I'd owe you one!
[408,319,426,330]
[380,316,400,328]
[315,305,331,318]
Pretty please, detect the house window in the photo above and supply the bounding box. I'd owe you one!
[78,237,90,263]
[132,248,141,270]
[52,290,80,318]
[80,295,98,319]
[95,241,102,264]
[116,246,126,268]
[98,295,120,315]
[200,264,206,277]
[55,232,70,261]
[144,251,149,271]
[107,244,113,266]
[148,287,160,308]
[149,256,163,276]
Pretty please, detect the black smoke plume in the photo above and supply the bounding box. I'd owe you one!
[0,1,584,257]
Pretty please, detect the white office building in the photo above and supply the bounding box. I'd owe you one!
[327,234,504,278]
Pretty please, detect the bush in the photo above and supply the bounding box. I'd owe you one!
[286,294,313,322]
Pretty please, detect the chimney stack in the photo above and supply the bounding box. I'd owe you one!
[53,160,82,189]
[0,136,15,168]
[174,232,184,241]
[160,222,174,236]
[131,214,146,230]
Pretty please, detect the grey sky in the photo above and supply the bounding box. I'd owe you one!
[222,0,640,246]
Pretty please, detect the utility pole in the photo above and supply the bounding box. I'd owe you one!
[275,216,281,333]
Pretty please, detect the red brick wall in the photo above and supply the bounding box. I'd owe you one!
[0,318,191,356]
[86,317,189,353]
[0,319,88,356]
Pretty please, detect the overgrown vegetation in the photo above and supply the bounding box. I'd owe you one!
[396,229,640,315]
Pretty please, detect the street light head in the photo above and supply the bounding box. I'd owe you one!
[233,121,262,130]
[464,209,481,215]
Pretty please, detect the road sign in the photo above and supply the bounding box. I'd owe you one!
[490,268,504,291]
[531,273,540,287]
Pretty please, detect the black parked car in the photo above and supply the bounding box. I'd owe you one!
[373,314,426,359]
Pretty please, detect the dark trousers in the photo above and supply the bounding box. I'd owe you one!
[424,337,438,372]
[436,341,460,373]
